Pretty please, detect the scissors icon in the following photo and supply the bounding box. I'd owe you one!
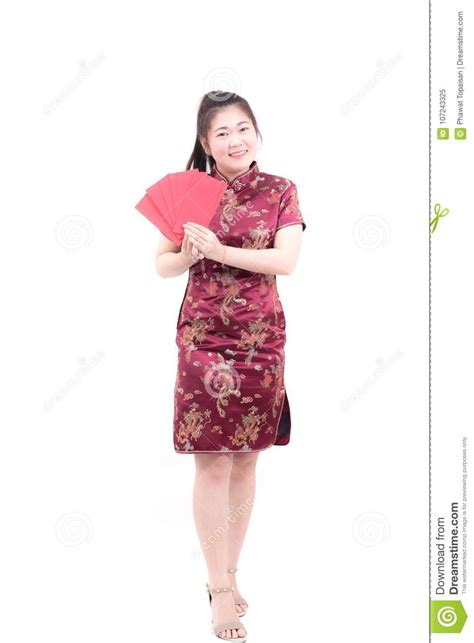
[430,203,449,233]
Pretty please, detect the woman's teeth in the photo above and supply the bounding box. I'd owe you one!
[229,150,247,157]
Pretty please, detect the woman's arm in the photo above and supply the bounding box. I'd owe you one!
[184,221,304,276]
[155,234,195,278]
[224,224,304,275]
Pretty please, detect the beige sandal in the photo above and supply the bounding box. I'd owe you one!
[227,568,249,616]
[206,568,249,617]
[206,584,247,641]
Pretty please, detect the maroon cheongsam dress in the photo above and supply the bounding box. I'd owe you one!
[173,160,306,453]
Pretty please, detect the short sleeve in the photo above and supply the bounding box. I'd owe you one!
[276,181,306,232]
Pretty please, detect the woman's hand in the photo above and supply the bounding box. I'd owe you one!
[180,231,203,265]
[182,222,225,263]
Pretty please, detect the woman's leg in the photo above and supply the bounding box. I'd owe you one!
[193,453,246,640]
[227,452,259,612]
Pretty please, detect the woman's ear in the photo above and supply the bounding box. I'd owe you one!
[199,136,210,156]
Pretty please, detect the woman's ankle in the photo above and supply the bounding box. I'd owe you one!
[209,576,233,589]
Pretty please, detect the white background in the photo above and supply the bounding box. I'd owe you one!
[0,0,442,641]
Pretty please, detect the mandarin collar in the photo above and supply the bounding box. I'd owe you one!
[210,159,259,192]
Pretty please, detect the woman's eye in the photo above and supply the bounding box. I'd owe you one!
[218,127,249,137]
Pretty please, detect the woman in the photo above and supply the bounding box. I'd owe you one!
[156,91,306,641]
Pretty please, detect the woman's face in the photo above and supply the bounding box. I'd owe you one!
[200,105,257,178]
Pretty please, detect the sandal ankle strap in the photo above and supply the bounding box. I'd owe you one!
[209,584,234,596]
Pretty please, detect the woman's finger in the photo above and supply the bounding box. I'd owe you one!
[186,228,205,244]
[188,235,201,252]
[191,240,203,260]
[183,233,191,254]
[181,231,203,262]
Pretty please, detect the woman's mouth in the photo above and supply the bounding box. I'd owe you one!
[229,150,247,157]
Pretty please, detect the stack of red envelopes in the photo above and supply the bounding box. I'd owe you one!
[135,169,227,246]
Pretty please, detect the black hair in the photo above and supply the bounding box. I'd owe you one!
[185,91,263,172]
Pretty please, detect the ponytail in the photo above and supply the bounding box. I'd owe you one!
[185,135,211,172]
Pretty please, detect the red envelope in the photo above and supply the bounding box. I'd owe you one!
[135,169,226,245]
[135,193,180,245]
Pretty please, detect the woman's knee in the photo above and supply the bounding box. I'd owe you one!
[231,452,259,476]
[194,452,233,480]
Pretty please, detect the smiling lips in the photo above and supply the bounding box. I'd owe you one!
[229,150,247,157]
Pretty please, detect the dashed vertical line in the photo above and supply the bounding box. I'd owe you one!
[429,1,432,641]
